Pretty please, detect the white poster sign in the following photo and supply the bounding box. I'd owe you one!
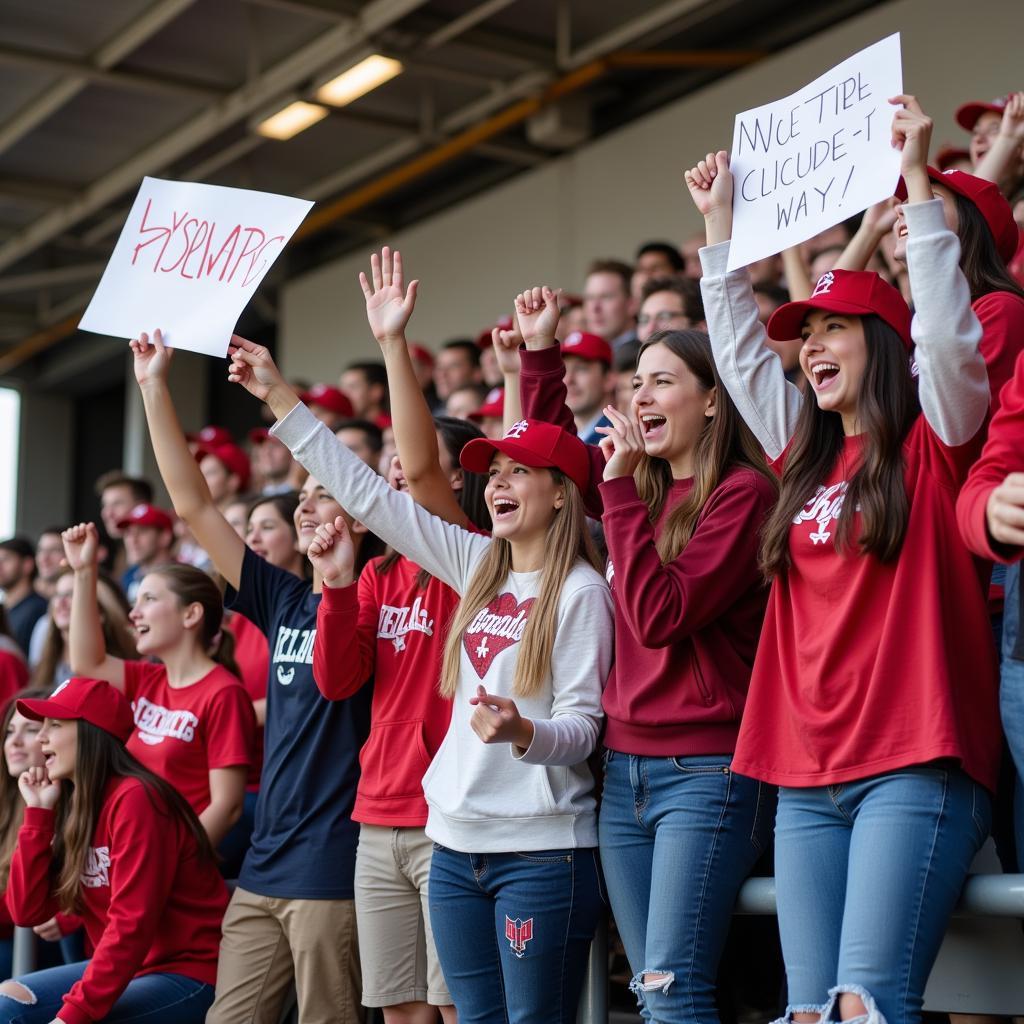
[79,177,314,356]
[726,33,903,270]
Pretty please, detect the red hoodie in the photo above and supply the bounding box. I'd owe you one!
[314,556,457,826]
[521,344,776,753]
[958,348,1024,563]
[8,776,227,1024]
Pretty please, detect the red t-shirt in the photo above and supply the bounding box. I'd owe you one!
[122,661,256,814]
[732,417,1002,791]
[224,612,268,789]
[8,778,227,1024]
[315,556,457,827]
[975,289,1024,415]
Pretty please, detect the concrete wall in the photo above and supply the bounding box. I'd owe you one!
[278,0,1023,378]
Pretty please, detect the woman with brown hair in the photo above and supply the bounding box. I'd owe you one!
[0,677,227,1023]
[62,524,255,848]
[31,569,135,691]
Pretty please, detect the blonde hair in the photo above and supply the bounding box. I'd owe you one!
[439,472,599,699]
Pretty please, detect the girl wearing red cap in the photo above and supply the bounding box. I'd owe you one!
[0,677,227,1023]
[62,523,256,850]
[685,96,1000,1024]
[307,251,491,1024]
[513,283,779,1022]
[227,291,613,1024]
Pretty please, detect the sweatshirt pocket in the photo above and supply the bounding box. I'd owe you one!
[358,720,434,802]
[691,649,713,707]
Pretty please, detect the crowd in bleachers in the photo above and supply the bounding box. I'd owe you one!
[0,90,1022,1024]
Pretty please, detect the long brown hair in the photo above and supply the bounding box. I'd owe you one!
[952,192,1024,303]
[32,570,137,690]
[439,473,599,699]
[633,330,777,562]
[145,564,240,679]
[760,315,919,576]
[0,688,49,890]
[51,720,213,912]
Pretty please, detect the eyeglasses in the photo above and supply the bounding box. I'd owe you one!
[637,310,687,327]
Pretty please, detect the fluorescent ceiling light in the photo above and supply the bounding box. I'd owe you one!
[316,55,403,106]
[256,101,328,140]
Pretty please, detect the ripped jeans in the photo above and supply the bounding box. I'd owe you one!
[598,751,775,1023]
[774,766,991,1024]
[0,962,212,1023]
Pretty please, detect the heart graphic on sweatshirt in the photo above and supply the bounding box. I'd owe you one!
[463,593,536,678]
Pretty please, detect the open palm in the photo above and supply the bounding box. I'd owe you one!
[360,246,419,344]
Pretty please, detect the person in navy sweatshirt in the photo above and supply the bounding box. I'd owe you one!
[513,282,778,1022]
[688,96,1000,1024]
[0,677,226,1024]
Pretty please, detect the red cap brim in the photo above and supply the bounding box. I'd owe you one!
[766,297,879,342]
[955,102,1003,132]
[17,697,78,724]
[460,437,552,474]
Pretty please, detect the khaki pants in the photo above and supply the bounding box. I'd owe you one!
[206,886,362,1024]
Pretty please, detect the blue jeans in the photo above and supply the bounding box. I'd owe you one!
[428,843,604,1023]
[0,962,213,1022]
[598,751,775,1023]
[774,766,991,1024]
[999,560,1024,864]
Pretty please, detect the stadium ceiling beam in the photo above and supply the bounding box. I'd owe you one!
[0,0,198,157]
[0,0,433,277]
[0,43,224,102]
[0,262,109,296]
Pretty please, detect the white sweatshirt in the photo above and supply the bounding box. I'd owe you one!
[273,403,613,852]
[698,198,989,460]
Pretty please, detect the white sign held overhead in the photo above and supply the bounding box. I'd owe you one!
[726,33,903,271]
[79,177,314,357]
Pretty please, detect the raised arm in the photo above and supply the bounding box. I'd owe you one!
[833,200,898,273]
[228,340,490,592]
[491,319,523,429]
[780,246,813,300]
[974,92,1024,194]
[893,96,988,445]
[362,247,467,526]
[686,150,802,460]
[64,523,125,688]
[132,331,246,589]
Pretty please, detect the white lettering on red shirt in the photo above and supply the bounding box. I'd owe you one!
[82,846,110,889]
[793,481,849,544]
[132,697,199,745]
[377,595,435,653]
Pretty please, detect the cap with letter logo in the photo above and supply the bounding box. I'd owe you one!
[560,331,612,366]
[116,503,174,532]
[767,269,913,350]
[459,418,591,494]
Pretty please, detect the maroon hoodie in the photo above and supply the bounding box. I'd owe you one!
[520,345,775,754]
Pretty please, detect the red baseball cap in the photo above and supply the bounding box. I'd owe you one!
[408,343,434,368]
[767,270,913,350]
[460,418,591,494]
[19,678,135,743]
[248,427,270,445]
[934,146,971,172]
[300,384,354,418]
[476,316,515,350]
[955,96,1007,132]
[561,331,612,366]
[186,424,232,446]
[469,387,504,421]
[196,442,251,491]
[116,503,174,532]
[895,166,1018,264]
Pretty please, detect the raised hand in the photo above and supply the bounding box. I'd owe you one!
[684,151,734,220]
[130,329,173,387]
[492,321,523,376]
[514,286,561,350]
[306,516,356,588]
[999,91,1024,143]
[596,405,645,481]
[889,95,933,185]
[986,472,1024,548]
[860,197,899,238]
[226,336,298,422]
[360,246,419,345]
[19,765,61,810]
[61,522,100,573]
[468,685,534,749]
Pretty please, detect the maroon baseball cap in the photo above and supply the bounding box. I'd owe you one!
[460,418,591,494]
[476,315,515,350]
[186,424,232,446]
[196,441,252,491]
[116,503,174,532]
[955,96,1007,132]
[767,270,913,350]
[300,384,354,418]
[248,427,270,445]
[19,678,135,743]
[934,146,971,172]
[561,331,611,366]
[894,166,1018,264]
[469,387,504,421]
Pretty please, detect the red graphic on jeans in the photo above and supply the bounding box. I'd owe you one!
[463,594,535,678]
[505,915,534,958]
